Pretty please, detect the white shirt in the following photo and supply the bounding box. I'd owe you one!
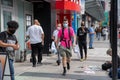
[53,29,59,42]
[26,25,44,44]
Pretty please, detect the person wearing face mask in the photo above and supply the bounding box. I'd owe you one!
[77,22,89,62]
[51,23,62,65]
[57,19,76,76]
[0,21,20,80]
[52,23,62,44]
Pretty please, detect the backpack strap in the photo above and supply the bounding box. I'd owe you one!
[60,28,64,42]
[68,27,71,48]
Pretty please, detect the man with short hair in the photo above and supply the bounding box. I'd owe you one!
[57,19,76,76]
[26,19,44,67]
[0,21,20,80]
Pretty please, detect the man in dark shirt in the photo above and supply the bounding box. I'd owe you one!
[77,22,88,62]
[0,21,19,80]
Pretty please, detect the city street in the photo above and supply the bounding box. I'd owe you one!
[14,39,114,80]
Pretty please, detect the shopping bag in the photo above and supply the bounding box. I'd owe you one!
[73,45,80,58]
[50,41,57,54]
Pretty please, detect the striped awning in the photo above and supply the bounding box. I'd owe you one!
[85,0,105,21]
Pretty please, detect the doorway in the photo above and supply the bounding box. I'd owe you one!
[33,1,51,54]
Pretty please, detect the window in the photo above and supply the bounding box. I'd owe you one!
[2,0,13,7]
[26,15,32,31]
[3,11,12,30]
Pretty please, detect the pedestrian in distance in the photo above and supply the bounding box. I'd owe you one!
[0,21,20,80]
[88,24,95,49]
[102,27,108,40]
[96,26,102,40]
[26,19,44,67]
[57,19,76,76]
[77,22,88,62]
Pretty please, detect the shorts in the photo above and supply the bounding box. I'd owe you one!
[58,46,72,58]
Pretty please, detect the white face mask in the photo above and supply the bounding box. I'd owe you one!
[57,27,61,30]
[63,23,68,28]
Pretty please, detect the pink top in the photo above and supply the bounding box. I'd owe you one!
[58,27,74,48]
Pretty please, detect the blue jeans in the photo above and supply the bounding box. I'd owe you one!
[89,34,94,48]
[9,59,14,80]
[97,33,101,40]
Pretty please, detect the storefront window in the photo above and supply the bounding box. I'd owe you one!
[26,15,32,31]
[2,0,13,7]
[3,11,12,30]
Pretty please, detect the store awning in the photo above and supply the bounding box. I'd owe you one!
[85,0,104,21]
[56,1,81,13]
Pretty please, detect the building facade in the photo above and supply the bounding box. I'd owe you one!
[0,0,82,61]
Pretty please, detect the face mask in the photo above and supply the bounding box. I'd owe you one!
[57,27,61,30]
[63,23,68,28]
[9,30,16,34]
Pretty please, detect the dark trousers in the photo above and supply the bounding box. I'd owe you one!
[31,42,42,65]
[78,41,87,59]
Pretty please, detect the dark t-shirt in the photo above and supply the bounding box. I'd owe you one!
[0,31,17,60]
[77,27,88,42]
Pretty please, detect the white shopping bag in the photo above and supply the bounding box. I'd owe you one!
[50,41,57,54]
[73,45,80,58]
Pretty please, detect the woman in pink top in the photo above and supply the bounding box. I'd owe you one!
[57,19,76,76]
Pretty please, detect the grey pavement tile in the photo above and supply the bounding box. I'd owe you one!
[14,40,115,80]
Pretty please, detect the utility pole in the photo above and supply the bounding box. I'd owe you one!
[110,0,118,80]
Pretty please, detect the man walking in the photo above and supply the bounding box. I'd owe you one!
[77,22,88,62]
[26,19,44,67]
[0,21,20,80]
[57,19,76,76]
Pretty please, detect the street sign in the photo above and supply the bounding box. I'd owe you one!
[0,52,12,80]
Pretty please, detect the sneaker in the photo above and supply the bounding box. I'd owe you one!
[89,47,94,49]
[80,59,84,62]
[37,62,43,66]
[37,62,42,64]
[32,65,36,67]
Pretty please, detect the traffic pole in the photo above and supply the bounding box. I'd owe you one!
[110,0,118,80]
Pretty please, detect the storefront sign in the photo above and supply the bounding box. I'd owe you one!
[80,0,85,14]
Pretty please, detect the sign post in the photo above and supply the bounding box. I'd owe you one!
[110,0,118,80]
[0,52,12,80]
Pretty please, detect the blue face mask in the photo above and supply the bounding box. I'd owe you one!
[63,23,68,28]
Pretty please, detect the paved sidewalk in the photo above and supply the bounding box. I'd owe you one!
[14,40,113,80]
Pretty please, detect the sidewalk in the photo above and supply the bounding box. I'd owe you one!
[14,40,112,80]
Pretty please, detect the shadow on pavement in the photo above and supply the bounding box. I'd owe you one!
[19,72,111,80]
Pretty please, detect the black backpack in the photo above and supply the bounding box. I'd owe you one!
[102,63,112,70]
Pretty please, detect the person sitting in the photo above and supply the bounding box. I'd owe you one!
[102,48,120,70]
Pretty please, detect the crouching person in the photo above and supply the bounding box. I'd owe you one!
[102,48,120,71]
